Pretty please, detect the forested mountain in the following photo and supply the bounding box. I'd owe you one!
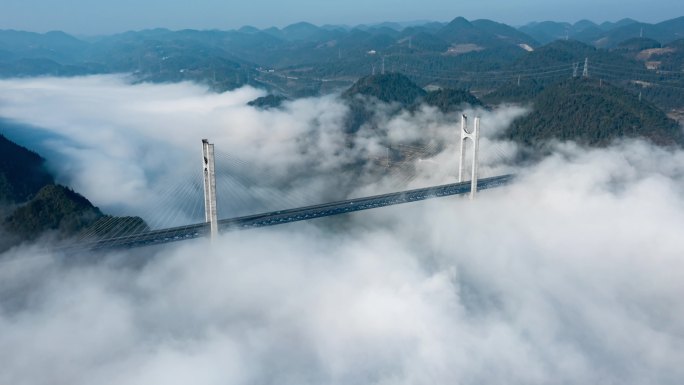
[0,30,89,63]
[340,73,483,132]
[343,73,427,105]
[471,19,540,47]
[247,94,289,109]
[0,133,54,204]
[615,37,662,52]
[342,73,423,133]
[635,38,684,71]
[481,80,545,105]
[518,19,631,45]
[423,88,484,112]
[513,39,635,68]
[339,73,680,149]
[592,17,684,48]
[4,184,104,241]
[436,17,538,48]
[0,134,148,249]
[505,78,683,147]
[475,38,684,111]
[519,17,684,47]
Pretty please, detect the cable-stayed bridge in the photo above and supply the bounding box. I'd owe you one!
[57,116,514,252]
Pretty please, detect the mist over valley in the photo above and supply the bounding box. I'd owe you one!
[1,9,684,385]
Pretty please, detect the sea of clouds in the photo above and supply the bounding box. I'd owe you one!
[0,75,683,385]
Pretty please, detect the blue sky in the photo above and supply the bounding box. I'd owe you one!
[1,0,682,35]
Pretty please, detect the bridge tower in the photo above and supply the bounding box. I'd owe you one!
[458,114,480,199]
[202,139,218,239]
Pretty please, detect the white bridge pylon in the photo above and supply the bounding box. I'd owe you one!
[202,139,218,240]
[458,114,480,200]
[200,116,481,240]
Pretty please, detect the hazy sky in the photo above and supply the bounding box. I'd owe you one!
[1,0,683,35]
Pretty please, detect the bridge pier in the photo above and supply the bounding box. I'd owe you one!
[202,139,218,239]
[458,115,480,200]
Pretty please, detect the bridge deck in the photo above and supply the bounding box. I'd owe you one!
[57,174,513,252]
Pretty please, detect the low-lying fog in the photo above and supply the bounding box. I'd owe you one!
[1,75,683,385]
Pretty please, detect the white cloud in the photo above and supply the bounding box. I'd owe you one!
[1,76,684,384]
[0,75,522,223]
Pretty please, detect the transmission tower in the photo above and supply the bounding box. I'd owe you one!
[582,57,589,78]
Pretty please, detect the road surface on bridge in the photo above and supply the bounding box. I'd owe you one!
[58,174,514,252]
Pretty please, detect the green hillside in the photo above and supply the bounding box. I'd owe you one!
[3,184,150,243]
[0,133,54,203]
[342,73,483,132]
[423,88,483,112]
[342,73,423,133]
[343,73,427,105]
[4,184,103,240]
[481,80,545,105]
[247,94,288,109]
[615,37,661,52]
[513,40,640,71]
[0,134,149,247]
[506,78,683,147]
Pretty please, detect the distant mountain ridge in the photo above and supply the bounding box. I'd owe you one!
[1,15,680,91]
[0,15,681,95]
[519,16,684,47]
[1,16,683,125]
[1,15,682,106]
